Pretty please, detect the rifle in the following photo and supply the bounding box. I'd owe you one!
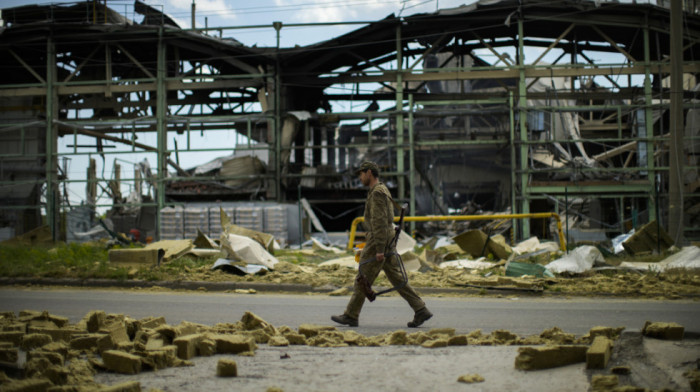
[356,202,408,302]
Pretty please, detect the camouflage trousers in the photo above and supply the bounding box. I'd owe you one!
[344,253,426,320]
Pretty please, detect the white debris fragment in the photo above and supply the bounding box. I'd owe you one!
[545,246,605,274]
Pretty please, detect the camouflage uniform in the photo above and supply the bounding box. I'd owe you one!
[343,181,427,320]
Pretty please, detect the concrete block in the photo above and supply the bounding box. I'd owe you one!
[515,345,588,370]
[428,328,455,337]
[3,323,27,332]
[25,357,52,377]
[173,334,204,360]
[1,378,53,392]
[282,332,306,345]
[642,321,684,340]
[70,334,105,350]
[27,319,58,330]
[100,322,131,345]
[145,337,165,351]
[140,348,176,370]
[20,333,53,350]
[0,347,19,363]
[97,334,116,354]
[196,337,216,356]
[27,350,64,366]
[591,374,618,391]
[140,317,166,330]
[100,381,142,392]
[586,336,613,369]
[457,374,484,384]
[421,338,449,348]
[39,342,69,357]
[216,358,238,377]
[102,350,142,374]
[267,335,289,347]
[27,327,76,343]
[213,334,257,354]
[0,332,25,346]
[44,365,70,385]
[298,324,336,338]
[447,335,469,346]
[84,311,107,333]
[389,331,407,345]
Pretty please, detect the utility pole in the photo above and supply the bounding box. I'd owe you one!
[668,0,684,245]
[191,0,195,29]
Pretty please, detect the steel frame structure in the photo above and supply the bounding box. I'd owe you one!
[0,0,698,243]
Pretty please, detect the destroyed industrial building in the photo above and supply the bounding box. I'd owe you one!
[0,0,698,247]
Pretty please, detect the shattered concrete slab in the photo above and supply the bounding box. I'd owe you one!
[622,220,674,255]
[144,240,194,263]
[453,230,511,260]
[514,345,588,370]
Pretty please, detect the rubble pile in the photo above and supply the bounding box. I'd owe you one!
[1,310,692,391]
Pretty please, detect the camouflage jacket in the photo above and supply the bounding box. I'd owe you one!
[361,182,395,258]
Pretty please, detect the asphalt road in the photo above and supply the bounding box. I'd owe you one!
[2,287,699,335]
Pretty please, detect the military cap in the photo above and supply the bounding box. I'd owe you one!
[356,161,379,175]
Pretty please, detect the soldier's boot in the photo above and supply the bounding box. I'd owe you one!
[407,307,433,328]
[331,314,358,327]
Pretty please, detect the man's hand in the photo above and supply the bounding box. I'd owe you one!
[376,253,384,262]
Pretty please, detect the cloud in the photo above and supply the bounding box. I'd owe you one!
[165,0,239,21]
[274,0,398,23]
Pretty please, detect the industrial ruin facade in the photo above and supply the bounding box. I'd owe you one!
[0,0,698,246]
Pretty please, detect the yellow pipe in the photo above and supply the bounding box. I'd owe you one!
[347,213,566,251]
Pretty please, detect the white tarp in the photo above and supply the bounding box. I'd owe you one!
[512,237,560,255]
[545,245,605,274]
[220,233,278,269]
[311,237,344,254]
[619,246,700,272]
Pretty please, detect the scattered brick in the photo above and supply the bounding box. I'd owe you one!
[102,350,142,375]
[139,317,166,330]
[642,321,684,340]
[587,336,613,369]
[213,334,257,355]
[515,345,588,370]
[27,350,64,366]
[196,337,216,356]
[70,334,104,350]
[457,374,484,383]
[20,334,53,350]
[100,381,142,392]
[216,358,238,377]
[267,335,289,347]
[428,328,455,337]
[591,374,619,391]
[298,324,336,338]
[421,338,448,348]
[282,332,306,345]
[0,332,25,346]
[389,331,407,345]
[447,335,469,346]
[0,347,19,363]
[1,378,53,392]
[173,334,204,360]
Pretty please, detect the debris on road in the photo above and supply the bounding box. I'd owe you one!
[0,309,694,392]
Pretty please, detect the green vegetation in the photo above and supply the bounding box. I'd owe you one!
[0,243,117,279]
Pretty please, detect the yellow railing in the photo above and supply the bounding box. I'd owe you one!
[347,213,566,251]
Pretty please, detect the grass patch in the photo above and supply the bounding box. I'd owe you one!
[0,243,112,278]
